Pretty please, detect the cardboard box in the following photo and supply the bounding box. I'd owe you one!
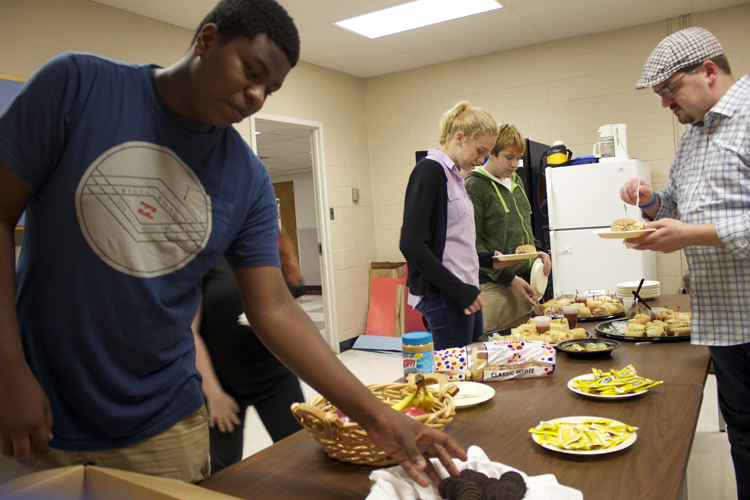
[0,465,240,500]
[370,261,405,270]
[368,262,407,300]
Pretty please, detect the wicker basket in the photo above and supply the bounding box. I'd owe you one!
[291,373,458,466]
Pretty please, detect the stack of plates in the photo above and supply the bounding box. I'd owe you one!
[616,281,660,300]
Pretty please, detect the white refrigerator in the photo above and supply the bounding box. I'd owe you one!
[546,159,657,297]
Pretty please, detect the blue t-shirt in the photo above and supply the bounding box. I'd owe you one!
[0,53,280,450]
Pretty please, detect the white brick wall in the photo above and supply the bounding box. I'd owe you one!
[0,0,375,342]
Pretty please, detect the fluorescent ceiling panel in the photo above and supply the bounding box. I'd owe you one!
[335,0,503,39]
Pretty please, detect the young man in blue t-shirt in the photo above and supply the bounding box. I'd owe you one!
[0,0,466,485]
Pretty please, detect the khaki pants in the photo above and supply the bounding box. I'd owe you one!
[480,282,534,332]
[47,406,210,483]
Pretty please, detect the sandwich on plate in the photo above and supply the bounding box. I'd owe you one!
[610,218,645,232]
[515,244,537,254]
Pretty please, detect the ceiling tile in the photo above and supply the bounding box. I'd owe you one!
[510,0,656,26]
[410,26,547,65]
[279,0,406,23]
[91,0,149,8]
[258,139,311,153]
[495,0,540,5]
[376,8,532,53]
[302,41,403,70]
[534,0,692,41]
[337,53,430,78]
[128,0,209,30]
[299,23,367,56]
[282,5,328,31]
[91,0,743,80]
[691,0,750,13]
[256,121,291,133]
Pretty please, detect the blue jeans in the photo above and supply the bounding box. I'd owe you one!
[709,343,750,500]
[415,293,484,350]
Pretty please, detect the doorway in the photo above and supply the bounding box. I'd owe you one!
[251,114,339,352]
[272,181,298,254]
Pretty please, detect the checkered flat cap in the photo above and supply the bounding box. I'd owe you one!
[636,27,723,89]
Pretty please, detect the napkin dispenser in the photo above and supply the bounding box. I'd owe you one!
[593,124,628,162]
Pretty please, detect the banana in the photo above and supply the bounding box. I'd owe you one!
[420,389,435,412]
[392,390,417,412]
[414,389,426,411]
[413,373,435,412]
[394,373,437,413]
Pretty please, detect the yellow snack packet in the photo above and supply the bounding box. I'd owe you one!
[614,364,638,378]
[586,430,607,448]
[615,379,662,394]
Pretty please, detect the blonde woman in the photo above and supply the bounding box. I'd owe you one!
[465,124,546,332]
[400,102,512,350]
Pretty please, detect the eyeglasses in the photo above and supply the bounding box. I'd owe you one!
[653,66,700,99]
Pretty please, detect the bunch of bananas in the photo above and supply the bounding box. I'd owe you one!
[392,373,435,413]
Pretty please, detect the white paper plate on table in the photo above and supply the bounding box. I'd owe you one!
[531,416,637,455]
[530,258,548,298]
[617,280,660,290]
[567,374,648,399]
[493,252,542,262]
[428,381,495,408]
[593,228,656,239]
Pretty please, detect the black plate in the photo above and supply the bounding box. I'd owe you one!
[555,339,621,357]
[577,311,625,323]
[596,319,690,342]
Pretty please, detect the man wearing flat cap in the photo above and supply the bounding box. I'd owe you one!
[620,27,750,498]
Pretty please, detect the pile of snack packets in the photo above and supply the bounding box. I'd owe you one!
[572,364,663,396]
[529,419,638,451]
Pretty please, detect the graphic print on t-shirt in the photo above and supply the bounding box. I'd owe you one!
[75,141,211,277]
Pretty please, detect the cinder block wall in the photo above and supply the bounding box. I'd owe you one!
[2,1,749,342]
[0,0,374,342]
[365,3,750,297]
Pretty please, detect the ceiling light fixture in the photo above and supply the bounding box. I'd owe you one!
[335,0,502,39]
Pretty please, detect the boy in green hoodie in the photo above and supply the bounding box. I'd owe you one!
[465,124,551,332]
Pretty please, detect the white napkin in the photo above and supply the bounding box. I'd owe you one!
[366,446,583,500]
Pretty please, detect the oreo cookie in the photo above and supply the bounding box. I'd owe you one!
[455,480,483,500]
[438,468,527,500]
[438,477,463,500]
[460,469,491,487]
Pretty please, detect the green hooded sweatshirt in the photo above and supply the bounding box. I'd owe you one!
[465,166,540,282]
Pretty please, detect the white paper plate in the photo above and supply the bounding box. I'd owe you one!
[493,252,542,262]
[530,258,548,298]
[531,416,637,455]
[617,280,660,288]
[567,374,648,399]
[593,228,657,239]
[429,381,495,408]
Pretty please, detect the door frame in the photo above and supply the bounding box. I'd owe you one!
[250,113,340,352]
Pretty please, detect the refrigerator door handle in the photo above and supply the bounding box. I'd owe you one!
[555,247,573,254]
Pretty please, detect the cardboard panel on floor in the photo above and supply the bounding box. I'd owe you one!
[365,278,424,337]
[365,277,405,337]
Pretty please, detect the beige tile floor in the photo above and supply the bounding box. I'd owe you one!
[242,327,738,499]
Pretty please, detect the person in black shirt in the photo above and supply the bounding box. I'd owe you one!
[191,231,305,474]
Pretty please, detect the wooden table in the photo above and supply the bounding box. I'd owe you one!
[200,295,709,500]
